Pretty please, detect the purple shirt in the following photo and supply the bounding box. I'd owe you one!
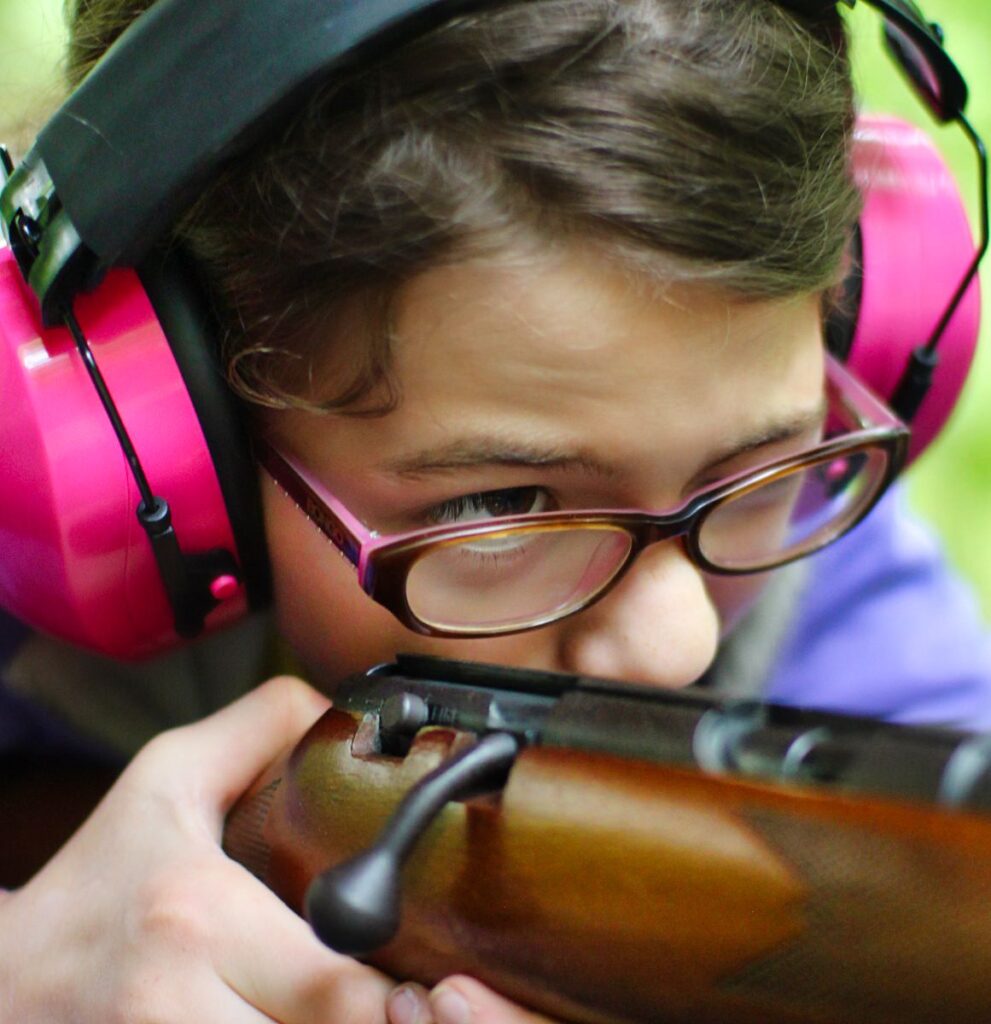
[766,487,991,730]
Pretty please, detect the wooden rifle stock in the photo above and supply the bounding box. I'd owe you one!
[224,654,991,1023]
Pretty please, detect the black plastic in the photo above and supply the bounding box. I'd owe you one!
[136,498,240,638]
[63,304,245,639]
[305,730,519,955]
[340,655,991,810]
[825,224,864,362]
[138,250,272,613]
[889,344,939,423]
[32,0,492,273]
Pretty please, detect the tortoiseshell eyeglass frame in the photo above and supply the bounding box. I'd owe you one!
[257,354,909,638]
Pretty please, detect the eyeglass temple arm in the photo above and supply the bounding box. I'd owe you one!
[255,441,365,569]
[826,353,906,429]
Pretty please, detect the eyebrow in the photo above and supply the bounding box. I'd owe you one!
[381,441,617,479]
[380,400,828,481]
[696,397,828,474]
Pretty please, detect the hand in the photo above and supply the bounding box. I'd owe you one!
[0,675,395,1022]
[387,976,558,1024]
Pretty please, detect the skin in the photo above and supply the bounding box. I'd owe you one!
[0,678,396,1023]
[0,245,825,1024]
[264,245,826,691]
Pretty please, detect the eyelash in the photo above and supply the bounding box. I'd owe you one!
[415,434,826,528]
[426,486,551,525]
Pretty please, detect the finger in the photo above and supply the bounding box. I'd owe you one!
[141,674,331,811]
[429,977,557,1024]
[215,864,393,1024]
[387,982,434,1024]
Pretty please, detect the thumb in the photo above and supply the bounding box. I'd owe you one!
[141,674,331,812]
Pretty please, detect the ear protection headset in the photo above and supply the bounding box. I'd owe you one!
[0,0,985,660]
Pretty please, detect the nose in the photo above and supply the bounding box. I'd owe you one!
[554,540,720,689]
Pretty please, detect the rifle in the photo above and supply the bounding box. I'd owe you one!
[223,653,991,1023]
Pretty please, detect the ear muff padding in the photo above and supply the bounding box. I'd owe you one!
[843,115,981,465]
[138,250,271,613]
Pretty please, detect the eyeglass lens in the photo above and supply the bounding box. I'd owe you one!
[697,446,889,568]
[406,526,634,633]
[402,444,891,633]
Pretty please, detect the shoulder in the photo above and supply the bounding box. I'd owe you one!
[0,612,277,759]
[765,486,991,730]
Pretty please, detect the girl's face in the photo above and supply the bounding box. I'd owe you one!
[261,246,825,692]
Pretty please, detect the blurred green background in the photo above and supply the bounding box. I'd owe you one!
[1,1,990,613]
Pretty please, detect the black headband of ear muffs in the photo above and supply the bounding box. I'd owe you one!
[0,0,494,326]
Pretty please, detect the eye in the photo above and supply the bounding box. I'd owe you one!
[427,487,551,526]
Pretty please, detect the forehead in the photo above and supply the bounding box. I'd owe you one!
[395,251,818,423]
[395,250,816,386]
[272,246,825,487]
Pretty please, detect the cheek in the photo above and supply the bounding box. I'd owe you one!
[263,475,406,686]
[262,476,551,688]
[704,572,771,636]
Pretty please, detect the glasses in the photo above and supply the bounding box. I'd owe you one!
[258,354,908,638]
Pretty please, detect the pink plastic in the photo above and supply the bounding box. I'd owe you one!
[210,574,241,602]
[849,115,981,464]
[0,248,247,659]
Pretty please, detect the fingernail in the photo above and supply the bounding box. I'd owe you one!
[431,985,471,1024]
[388,983,431,1024]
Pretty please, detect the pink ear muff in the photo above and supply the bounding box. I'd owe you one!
[848,114,981,464]
[0,247,249,659]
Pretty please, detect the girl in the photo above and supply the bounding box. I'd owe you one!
[0,1,988,1021]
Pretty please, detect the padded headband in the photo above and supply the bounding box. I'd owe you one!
[2,0,492,323]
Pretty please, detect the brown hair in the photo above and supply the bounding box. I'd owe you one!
[65,0,859,413]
